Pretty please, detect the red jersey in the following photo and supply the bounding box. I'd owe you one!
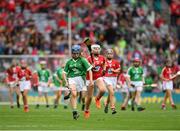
[31,72,39,86]
[86,55,105,80]
[104,59,120,77]
[6,66,21,82]
[118,73,127,85]
[18,67,32,81]
[161,66,178,80]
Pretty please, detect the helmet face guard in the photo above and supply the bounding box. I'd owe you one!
[91,44,101,54]
[106,49,114,59]
[72,45,81,59]
[40,61,46,69]
[72,45,81,54]
[133,57,141,67]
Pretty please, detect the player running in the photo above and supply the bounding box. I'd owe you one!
[161,59,180,110]
[84,44,107,118]
[103,49,121,114]
[63,44,93,120]
[52,66,68,109]
[36,61,51,108]
[17,60,32,112]
[117,66,130,110]
[127,57,145,111]
[6,60,21,108]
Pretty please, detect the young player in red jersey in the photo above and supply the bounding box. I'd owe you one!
[161,59,180,110]
[103,49,121,114]
[17,60,32,112]
[84,44,106,118]
[6,59,21,108]
[117,67,130,110]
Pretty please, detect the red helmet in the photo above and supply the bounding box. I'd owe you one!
[133,57,141,62]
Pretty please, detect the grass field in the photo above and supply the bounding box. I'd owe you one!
[0,103,180,130]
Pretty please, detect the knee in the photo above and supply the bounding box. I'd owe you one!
[71,92,77,98]
[100,88,106,93]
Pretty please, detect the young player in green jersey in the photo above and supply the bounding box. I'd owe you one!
[36,61,51,108]
[127,57,145,111]
[63,44,93,120]
[52,67,69,109]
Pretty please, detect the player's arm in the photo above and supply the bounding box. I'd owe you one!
[142,68,145,84]
[102,57,106,75]
[63,62,69,87]
[117,77,123,89]
[55,73,63,86]
[125,75,132,88]
[47,70,52,86]
[126,68,134,88]
[170,68,180,80]
[28,68,33,79]
[82,57,93,86]
[112,63,121,73]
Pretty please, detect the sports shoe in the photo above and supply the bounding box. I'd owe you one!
[161,104,166,110]
[64,105,68,109]
[81,104,85,111]
[172,104,177,109]
[95,98,101,109]
[73,111,79,120]
[121,106,126,111]
[112,109,117,114]
[24,106,29,112]
[54,105,58,109]
[104,105,108,113]
[137,107,145,111]
[36,104,40,109]
[131,106,135,111]
[17,102,20,108]
[84,110,90,119]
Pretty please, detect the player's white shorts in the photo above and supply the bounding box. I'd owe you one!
[86,77,103,87]
[19,80,31,91]
[51,86,69,92]
[118,84,129,93]
[131,81,143,92]
[104,77,117,89]
[162,81,173,90]
[38,82,50,93]
[8,81,18,88]
[68,76,86,92]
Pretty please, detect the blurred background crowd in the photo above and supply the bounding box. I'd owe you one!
[0,0,180,91]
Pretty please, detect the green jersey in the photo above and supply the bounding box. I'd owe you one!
[53,67,65,87]
[64,57,92,78]
[37,69,50,82]
[127,66,144,81]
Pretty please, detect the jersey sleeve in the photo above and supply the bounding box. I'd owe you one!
[57,68,62,78]
[64,60,70,74]
[37,70,40,77]
[116,61,121,69]
[48,70,51,77]
[81,57,93,71]
[127,67,131,77]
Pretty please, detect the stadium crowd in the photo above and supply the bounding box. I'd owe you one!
[0,0,180,91]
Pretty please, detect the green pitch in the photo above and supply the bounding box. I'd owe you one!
[0,103,180,130]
